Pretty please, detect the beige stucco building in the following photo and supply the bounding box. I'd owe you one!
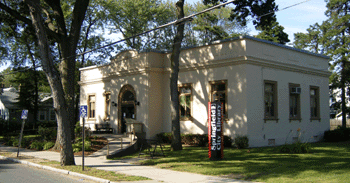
[79,36,330,147]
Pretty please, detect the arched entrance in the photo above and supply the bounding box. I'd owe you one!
[118,85,136,134]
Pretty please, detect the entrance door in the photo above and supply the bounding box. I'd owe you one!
[118,84,137,134]
[121,104,135,133]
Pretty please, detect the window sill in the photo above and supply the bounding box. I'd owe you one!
[87,118,96,121]
[310,118,321,122]
[264,118,279,123]
[289,118,302,123]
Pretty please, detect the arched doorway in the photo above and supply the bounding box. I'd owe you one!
[118,85,136,134]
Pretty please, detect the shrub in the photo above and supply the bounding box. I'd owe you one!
[223,136,233,148]
[72,141,92,153]
[30,141,44,150]
[280,142,311,153]
[38,126,56,141]
[43,141,55,150]
[234,135,249,149]
[156,133,172,144]
[156,133,232,147]
[75,121,92,139]
[12,139,19,147]
[324,128,350,142]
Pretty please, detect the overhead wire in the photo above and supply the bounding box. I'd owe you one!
[0,0,312,76]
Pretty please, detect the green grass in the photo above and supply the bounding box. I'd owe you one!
[39,161,150,182]
[114,141,350,183]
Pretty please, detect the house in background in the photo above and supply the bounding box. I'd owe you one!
[79,36,330,147]
[0,87,55,123]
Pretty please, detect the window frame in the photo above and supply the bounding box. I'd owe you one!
[209,80,228,120]
[104,91,111,121]
[88,94,96,119]
[38,110,46,121]
[310,86,320,120]
[289,83,301,121]
[178,83,193,121]
[264,80,278,120]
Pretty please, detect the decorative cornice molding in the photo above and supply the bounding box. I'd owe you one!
[177,55,330,77]
[79,67,170,85]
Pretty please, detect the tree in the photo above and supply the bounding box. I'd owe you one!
[293,23,327,54]
[256,21,289,44]
[324,0,350,128]
[102,0,174,51]
[190,2,248,44]
[11,68,48,129]
[0,0,90,165]
[293,0,350,128]
[170,0,186,151]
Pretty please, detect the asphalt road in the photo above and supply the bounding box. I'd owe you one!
[0,159,97,183]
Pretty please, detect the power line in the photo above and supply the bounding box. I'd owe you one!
[1,0,311,76]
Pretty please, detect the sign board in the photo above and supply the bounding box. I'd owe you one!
[80,105,88,118]
[21,110,28,120]
[208,101,224,160]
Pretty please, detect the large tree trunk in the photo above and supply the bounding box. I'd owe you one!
[170,0,185,151]
[25,0,75,166]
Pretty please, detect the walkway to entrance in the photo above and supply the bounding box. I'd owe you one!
[89,133,135,159]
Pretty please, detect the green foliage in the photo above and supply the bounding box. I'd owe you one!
[156,133,232,147]
[234,135,249,149]
[280,142,311,154]
[74,121,92,139]
[324,128,350,142]
[43,141,55,150]
[256,21,289,44]
[38,121,57,128]
[38,126,56,141]
[30,141,44,150]
[72,140,92,153]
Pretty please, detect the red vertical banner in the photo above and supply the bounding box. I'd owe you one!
[208,101,224,160]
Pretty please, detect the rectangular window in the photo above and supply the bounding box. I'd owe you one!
[88,95,96,118]
[104,92,111,121]
[310,86,320,119]
[49,109,56,121]
[289,83,301,119]
[264,80,278,119]
[210,80,227,119]
[39,110,46,121]
[179,84,192,120]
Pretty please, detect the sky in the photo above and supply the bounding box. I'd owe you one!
[186,0,328,44]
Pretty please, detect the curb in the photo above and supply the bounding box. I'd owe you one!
[0,155,111,183]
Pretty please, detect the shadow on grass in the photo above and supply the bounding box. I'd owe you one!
[136,141,350,182]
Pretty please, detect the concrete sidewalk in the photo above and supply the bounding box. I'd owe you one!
[0,136,256,183]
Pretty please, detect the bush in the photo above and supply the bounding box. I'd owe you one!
[156,133,232,147]
[38,121,57,128]
[75,121,92,139]
[156,133,172,144]
[43,141,55,150]
[38,126,56,141]
[30,141,44,150]
[324,128,350,142]
[72,141,92,153]
[234,135,249,149]
[280,142,311,153]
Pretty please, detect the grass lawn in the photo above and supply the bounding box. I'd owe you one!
[117,141,350,183]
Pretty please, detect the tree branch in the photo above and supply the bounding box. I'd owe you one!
[0,2,32,25]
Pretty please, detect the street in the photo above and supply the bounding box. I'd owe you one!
[0,159,97,183]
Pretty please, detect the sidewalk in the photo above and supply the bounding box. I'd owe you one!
[0,136,256,183]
